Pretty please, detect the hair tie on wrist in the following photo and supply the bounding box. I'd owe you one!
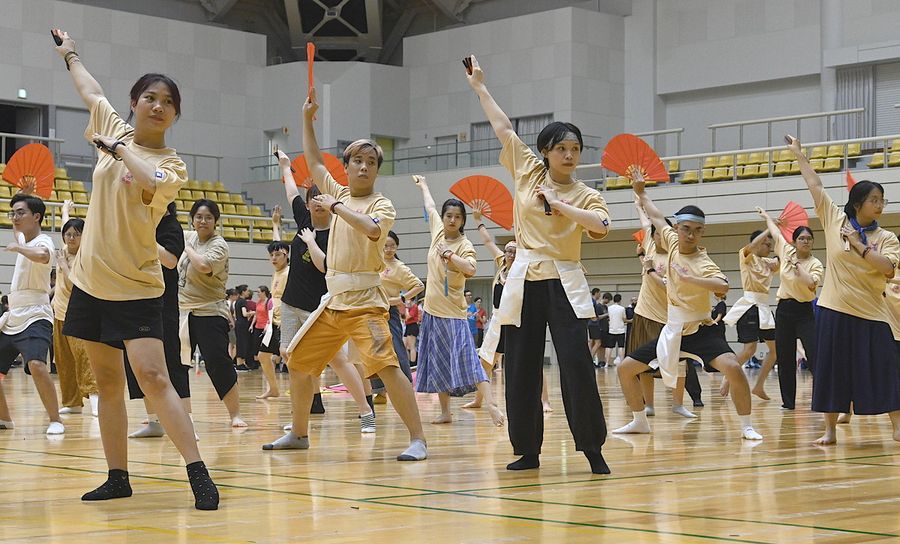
[329,201,342,213]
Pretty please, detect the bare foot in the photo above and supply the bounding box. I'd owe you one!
[837,413,852,424]
[487,404,505,427]
[462,400,482,409]
[813,431,837,446]
[231,416,249,428]
[751,387,770,401]
[256,390,280,399]
[431,413,453,424]
[719,379,730,398]
[542,402,553,413]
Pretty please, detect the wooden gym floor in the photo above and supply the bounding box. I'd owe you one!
[0,363,898,543]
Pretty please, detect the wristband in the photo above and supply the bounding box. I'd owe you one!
[441,249,453,260]
[329,201,342,213]
[110,140,125,159]
[477,223,486,230]
[64,51,79,70]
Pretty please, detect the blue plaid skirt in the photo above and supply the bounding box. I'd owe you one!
[415,312,488,396]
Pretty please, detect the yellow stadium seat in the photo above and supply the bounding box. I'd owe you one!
[55,191,72,203]
[222,204,237,215]
[789,161,800,175]
[74,206,87,218]
[236,205,249,215]
[185,180,201,191]
[69,180,86,193]
[755,163,770,177]
[223,227,237,240]
[890,139,900,152]
[176,200,187,211]
[889,152,900,167]
[230,194,245,204]
[0,215,12,228]
[73,193,89,205]
[233,228,250,242]
[810,159,825,172]
[52,216,63,229]
[701,168,714,181]
[0,201,11,213]
[667,160,680,173]
[204,191,218,201]
[809,146,828,160]
[821,158,841,172]
[847,143,861,157]
[868,153,886,168]
[200,180,215,191]
[680,170,699,184]
[177,214,190,225]
[54,167,69,180]
[55,179,70,191]
[213,181,226,192]
[747,152,768,165]
[773,162,791,176]
[250,205,263,216]
[826,145,845,158]
[710,167,730,181]
[702,156,718,169]
[253,219,268,229]
[49,190,58,202]
[737,165,756,179]
[178,189,192,199]
[256,230,274,243]
[0,186,10,198]
[0,163,5,175]
[735,153,750,166]
[191,190,204,200]
[716,155,733,167]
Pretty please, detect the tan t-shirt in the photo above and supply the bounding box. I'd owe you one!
[320,172,395,311]
[774,235,823,302]
[815,191,900,321]
[885,270,900,340]
[634,232,668,325]
[492,254,508,287]
[423,207,478,319]
[381,257,424,300]
[69,98,186,300]
[738,246,779,295]
[499,133,610,280]
[661,226,728,335]
[177,231,230,320]
[53,249,77,321]
[270,265,289,325]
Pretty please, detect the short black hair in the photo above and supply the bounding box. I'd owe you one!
[675,205,705,218]
[62,217,85,235]
[127,73,182,123]
[225,288,236,297]
[602,292,612,300]
[591,288,600,295]
[267,241,290,254]
[474,296,482,303]
[387,230,400,246]
[236,284,249,294]
[613,294,622,303]
[750,229,767,243]
[792,226,814,242]
[845,180,884,219]
[536,122,583,169]
[441,198,467,233]
[190,199,220,221]
[10,194,46,224]
[464,289,472,295]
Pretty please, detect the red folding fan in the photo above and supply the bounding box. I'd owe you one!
[307,42,316,91]
[601,134,669,183]
[289,152,348,188]
[2,143,55,199]
[778,201,809,241]
[846,168,857,191]
[449,175,513,230]
[632,229,645,244]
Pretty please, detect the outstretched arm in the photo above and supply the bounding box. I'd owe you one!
[743,229,771,259]
[53,29,104,110]
[465,55,515,143]
[301,88,336,194]
[412,175,438,217]
[473,210,503,259]
[786,136,826,209]
[631,179,669,235]
[276,150,301,204]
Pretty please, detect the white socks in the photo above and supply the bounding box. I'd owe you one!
[397,439,428,461]
[672,405,698,419]
[46,421,65,435]
[0,419,14,429]
[613,411,651,434]
[89,394,99,417]
[262,432,310,450]
[740,415,763,440]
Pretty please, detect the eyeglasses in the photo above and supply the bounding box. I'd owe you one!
[7,210,32,219]
[866,197,888,207]
[192,215,216,223]
[63,232,82,239]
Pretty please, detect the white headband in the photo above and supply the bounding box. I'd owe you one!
[673,213,706,224]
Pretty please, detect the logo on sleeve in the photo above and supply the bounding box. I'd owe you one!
[154,170,165,180]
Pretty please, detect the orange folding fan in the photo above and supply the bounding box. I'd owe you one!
[2,143,55,199]
[307,42,316,91]
[289,152,348,188]
[601,134,669,183]
[778,201,809,241]
[632,229,645,244]
[846,168,857,191]
[449,175,513,230]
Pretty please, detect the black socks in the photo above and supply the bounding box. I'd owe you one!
[310,393,325,414]
[585,451,610,474]
[506,454,540,471]
[365,395,375,414]
[81,469,132,501]
[187,461,219,510]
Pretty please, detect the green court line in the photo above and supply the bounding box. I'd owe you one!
[834,460,899,468]
[447,492,900,538]
[363,499,775,544]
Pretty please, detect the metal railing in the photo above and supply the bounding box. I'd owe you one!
[634,128,684,156]
[708,108,865,151]
[180,152,223,183]
[584,133,900,189]
[1,132,65,164]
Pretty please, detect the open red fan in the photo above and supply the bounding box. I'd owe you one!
[778,201,809,241]
[846,168,857,191]
[2,143,55,199]
[449,175,513,230]
[601,134,669,183]
[632,229,645,244]
[289,152,347,188]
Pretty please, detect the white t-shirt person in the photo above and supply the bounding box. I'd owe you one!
[1,233,55,335]
[607,302,627,335]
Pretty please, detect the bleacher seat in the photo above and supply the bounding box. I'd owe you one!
[702,157,718,169]
[809,146,828,160]
[821,158,841,172]
[257,230,274,243]
[747,152,768,165]
[55,180,70,191]
[185,180,202,191]
[755,163,770,177]
[200,180,215,191]
[233,228,250,242]
[810,159,825,172]
[0,186,11,198]
[667,160,680,173]
[680,170,699,184]
[230,194,245,204]
[737,165,756,179]
[710,167,731,181]
[73,193,89,205]
[222,204,237,215]
[223,227,237,240]
[890,139,900,152]
[716,155,733,167]
[236,204,250,215]
[789,161,800,175]
[869,153,886,168]
[214,181,226,192]
[69,181,86,192]
[701,168,714,181]
[0,163,5,175]
[735,153,750,166]
[773,162,791,176]
[826,145,844,158]
[250,205,263,216]
[177,214,190,225]
[54,168,69,180]
[847,143,861,157]
[176,200,187,211]
[890,152,900,167]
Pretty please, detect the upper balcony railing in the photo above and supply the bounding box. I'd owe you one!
[708,108,865,151]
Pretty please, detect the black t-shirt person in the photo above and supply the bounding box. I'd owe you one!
[280,194,329,312]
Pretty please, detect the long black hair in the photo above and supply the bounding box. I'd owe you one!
[844,180,884,219]
[536,122,583,169]
[440,198,467,233]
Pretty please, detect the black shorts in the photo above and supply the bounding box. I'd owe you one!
[404,322,420,337]
[629,324,733,372]
[587,325,603,340]
[259,325,281,355]
[605,333,626,348]
[736,307,776,344]
[62,286,164,349]
[0,320,52,374]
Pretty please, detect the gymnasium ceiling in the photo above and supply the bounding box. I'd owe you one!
[62,0,631,65]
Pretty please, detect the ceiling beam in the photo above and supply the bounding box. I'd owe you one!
[199,0,241,21]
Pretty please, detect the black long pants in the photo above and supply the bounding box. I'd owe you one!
[125,312,190,399]
[189,314,238,400]
[370,306,413,391]
[775,299,816,409]
[684,360,702,403]
[504,279,607,456]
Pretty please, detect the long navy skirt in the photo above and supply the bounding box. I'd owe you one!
[812,306,900,414]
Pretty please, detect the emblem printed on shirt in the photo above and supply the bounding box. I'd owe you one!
[121,171,134,184]
[154,170,165,180]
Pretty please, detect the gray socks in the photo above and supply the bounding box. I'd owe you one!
[262,432,310,450]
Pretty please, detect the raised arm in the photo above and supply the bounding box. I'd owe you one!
[757,207,785,247]
[412,175,437,216]
[635,193,652,231]
[276,150,301,204]
[271,205,283,242]
[743,228,771,259]
[786,136,826,209]
[472,210,503,259]
[465,55,515,143]
[61,200,74,225]
[52,29,104,110]
[301,88,334,192]
[631,179,669,235]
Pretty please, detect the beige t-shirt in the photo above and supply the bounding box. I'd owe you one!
[885,271,900,340]
[661,226,728,335]
[492,254,508,288]
[423,207,478,319]
[177,231,230,320]
[634,232,668,325]
[270,265,289,325]
[499,133,610,280]
[3,233,55,335]
[738,247,779,295]
[381,257,423,300]
[815,191,900,321]
[774,235,823,302]
[53,248,77,321]
[70,98,186,300]
[320,172,395,311]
